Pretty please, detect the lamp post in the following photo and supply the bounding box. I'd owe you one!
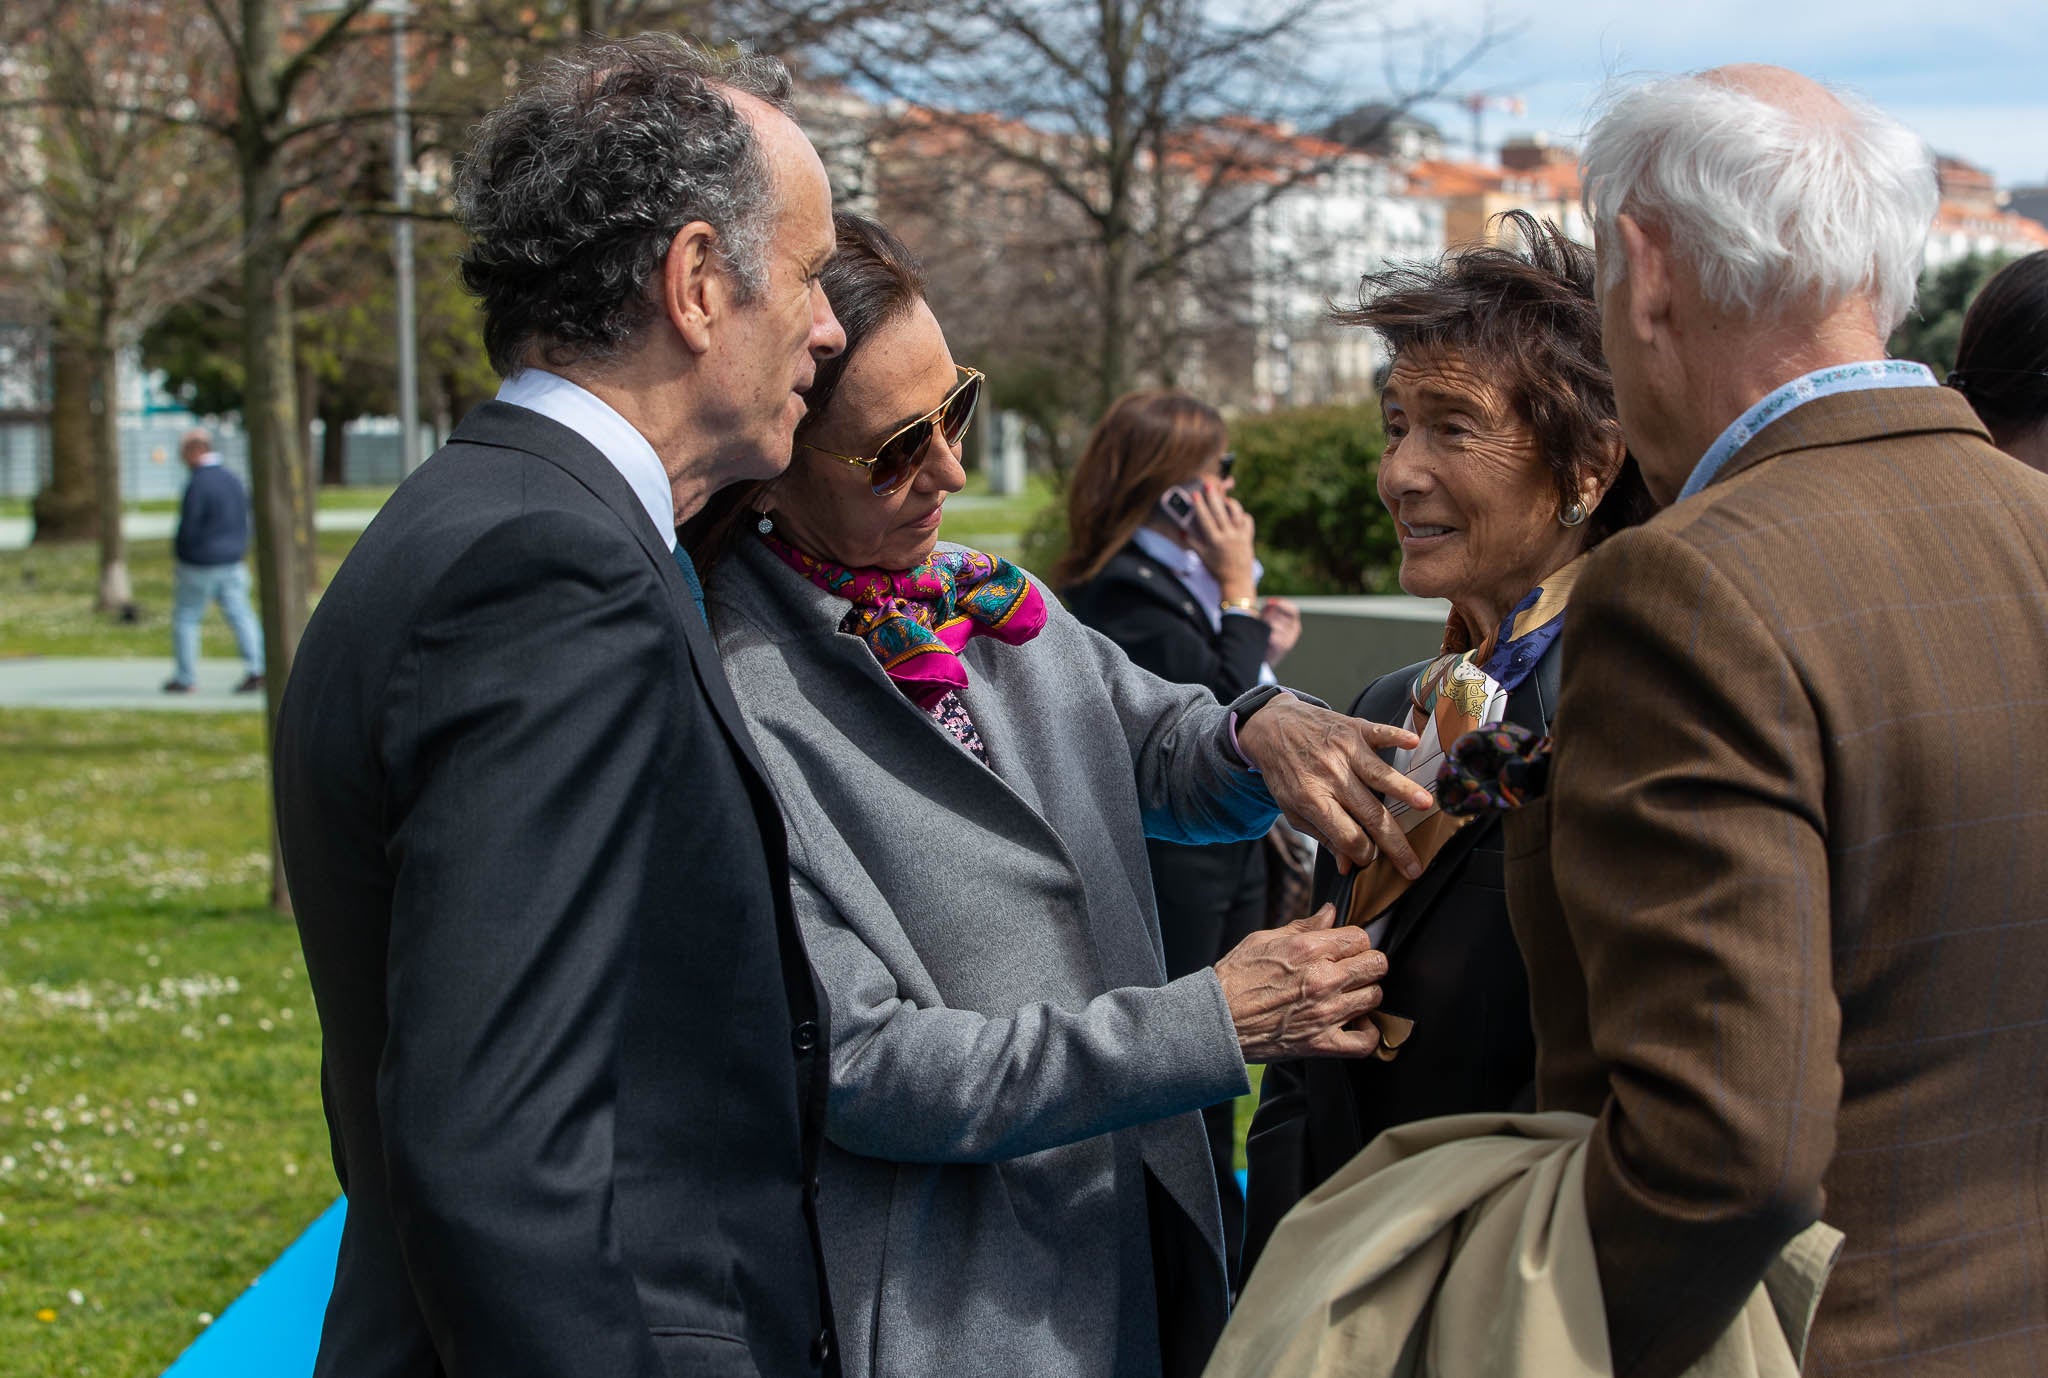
[389,0,418,477]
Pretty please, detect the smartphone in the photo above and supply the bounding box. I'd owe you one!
[1158,483,1198,530]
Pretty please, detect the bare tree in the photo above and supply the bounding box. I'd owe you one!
[0,2,239,595]
[6,0,429,905]
[752,0,1496,413]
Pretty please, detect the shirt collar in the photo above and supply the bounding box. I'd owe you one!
[496,368,676,549]
[196,451,223,468]
[1679,360,1937,503]
[1129,526,1277,684]
[1130,526,1265,634]
[1132,526,1206,584]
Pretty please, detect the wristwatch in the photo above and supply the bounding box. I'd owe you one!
[1232,683,1292,723]
[1225,684,1293,771]
[1220,596,1259,613]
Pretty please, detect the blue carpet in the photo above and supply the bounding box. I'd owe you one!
[161,1198,343,1378]
[159,1178,1257,1374]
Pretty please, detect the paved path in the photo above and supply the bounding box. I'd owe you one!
[0,508,375,552]
[0,658,264,712]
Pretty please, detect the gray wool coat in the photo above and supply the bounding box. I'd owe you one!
[707,538,1277,1378]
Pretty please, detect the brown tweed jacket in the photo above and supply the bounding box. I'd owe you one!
[1505,385,2048,1378]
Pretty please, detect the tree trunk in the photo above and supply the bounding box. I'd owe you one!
[89,328,134,618]
[240,0,307,913]
[320,404,348,487]
[1095,0,1135,412]
[1098,232,1132,411]
[32,331,99,543]
[297,346,319,583]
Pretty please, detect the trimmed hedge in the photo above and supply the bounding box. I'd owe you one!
[1229,403,1400,596]
[1023,401,1401,597]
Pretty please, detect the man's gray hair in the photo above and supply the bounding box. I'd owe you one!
[1581,73,1938,337]
[456,35,794,376]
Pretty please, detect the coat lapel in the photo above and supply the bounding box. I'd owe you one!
[717,540,1081,860]
[1346,639,1558,962]
[447,401,778,786]
[1114,546,1213,634]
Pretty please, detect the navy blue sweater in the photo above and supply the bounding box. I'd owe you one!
[175,464,251,567]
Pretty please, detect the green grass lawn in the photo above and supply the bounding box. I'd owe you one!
[0,487,395,521]
[0,710,332,1378]
[936,472,1057,565]
[0,531,362,660]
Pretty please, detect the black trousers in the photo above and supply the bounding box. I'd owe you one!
[1148,834,1269,1288]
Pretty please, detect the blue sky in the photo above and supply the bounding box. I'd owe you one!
[1335,0,2047,186]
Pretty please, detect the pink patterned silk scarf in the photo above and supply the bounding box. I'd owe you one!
[761,535,1049,709]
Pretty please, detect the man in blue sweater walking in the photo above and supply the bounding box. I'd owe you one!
[165,428,264,694]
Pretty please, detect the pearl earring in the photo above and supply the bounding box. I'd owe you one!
[756,514,774,535]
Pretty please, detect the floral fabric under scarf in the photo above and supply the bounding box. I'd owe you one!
[763,534,1049,709]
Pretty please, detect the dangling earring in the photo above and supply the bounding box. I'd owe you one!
[1559,501,1587,529]
[756,513,774,535]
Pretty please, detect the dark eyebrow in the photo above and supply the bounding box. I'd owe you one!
[1385,380,1493,414]
[869,373,963,437]
[876,396,942,436]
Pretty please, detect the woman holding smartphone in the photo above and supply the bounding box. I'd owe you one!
[1057,390,1300,1285]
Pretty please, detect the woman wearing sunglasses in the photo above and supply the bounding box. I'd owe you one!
[685,213,1417,1378]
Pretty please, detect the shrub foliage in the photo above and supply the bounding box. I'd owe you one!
[1024,401,1400,596]
[1229,403,1399,596]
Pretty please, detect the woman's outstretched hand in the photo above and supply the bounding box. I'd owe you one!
[1216,903,1388,1061]
[1234,692,1431,877]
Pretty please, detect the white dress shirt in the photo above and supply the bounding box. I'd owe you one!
[496,368,675,550]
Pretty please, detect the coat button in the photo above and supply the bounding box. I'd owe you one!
[811,1328,834,1365]
[791,1020,819,1055]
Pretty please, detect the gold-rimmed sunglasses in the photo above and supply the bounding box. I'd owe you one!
[802,365,983,497]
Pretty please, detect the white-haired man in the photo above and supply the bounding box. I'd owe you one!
[1508,65,2048,1377]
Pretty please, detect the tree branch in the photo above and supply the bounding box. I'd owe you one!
[276,103,475,148]
[276,0,381,110]
[289,200,460,257]
[0,96,235,138]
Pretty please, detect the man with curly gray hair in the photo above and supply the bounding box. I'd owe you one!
[1506,63,2048,1378]
[275,35,847,1378]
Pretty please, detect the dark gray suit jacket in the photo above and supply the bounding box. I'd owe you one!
[275,402,833,1378]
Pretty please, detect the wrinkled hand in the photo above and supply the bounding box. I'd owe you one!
[1259,597,1301,664]
[1215,903,1388,1061]
[1236,693,1431,878]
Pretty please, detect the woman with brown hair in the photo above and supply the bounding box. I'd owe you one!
[1242,212,1655,1275]
[1058,391,1301,1284]
[683,212,1442,1378]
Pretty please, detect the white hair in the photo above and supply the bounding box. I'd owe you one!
[1581,72,1938,336]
